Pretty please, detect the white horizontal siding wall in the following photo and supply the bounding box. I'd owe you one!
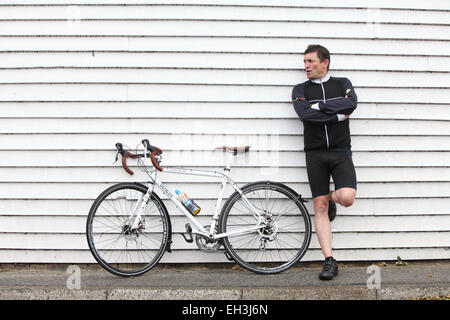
[0,0,449,263]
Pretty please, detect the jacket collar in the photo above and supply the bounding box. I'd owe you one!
[310,73,330,84]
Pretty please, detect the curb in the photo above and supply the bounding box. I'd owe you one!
[1,285,449,300]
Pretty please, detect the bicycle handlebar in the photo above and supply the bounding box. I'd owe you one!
[121,152,138,175]
[115,140,164,175]
[142,139,164,172]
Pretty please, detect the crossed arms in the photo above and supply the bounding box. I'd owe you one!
[292,78,357,125]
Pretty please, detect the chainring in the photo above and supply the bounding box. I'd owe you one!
[195,225,221,252]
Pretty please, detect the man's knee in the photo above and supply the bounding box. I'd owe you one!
[340,196,354,207]
[313,195,329,213]
[336,188,356,207]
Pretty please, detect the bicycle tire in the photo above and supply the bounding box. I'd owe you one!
[86,182,170,277]
[219,181,312,274]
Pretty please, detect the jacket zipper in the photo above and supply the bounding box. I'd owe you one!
[320,79,330,148]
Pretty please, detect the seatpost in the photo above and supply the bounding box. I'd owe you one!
[224,153,234,173]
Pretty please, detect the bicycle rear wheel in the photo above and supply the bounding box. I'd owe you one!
[219,181,311,274]
[86,183,170,277]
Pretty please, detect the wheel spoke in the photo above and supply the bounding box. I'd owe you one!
[221,183,311,274]
[87,184,168,277]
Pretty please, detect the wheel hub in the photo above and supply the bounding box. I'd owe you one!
[122,223,142,241]
[258,215,278,241]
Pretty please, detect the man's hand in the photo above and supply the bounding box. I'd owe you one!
[311,103,349,120]
[310,103,320,110]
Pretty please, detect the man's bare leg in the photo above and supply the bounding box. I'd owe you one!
[314,188,356,258]
[313,195,332,258]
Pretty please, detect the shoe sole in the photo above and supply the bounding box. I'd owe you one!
[319,269,338,281]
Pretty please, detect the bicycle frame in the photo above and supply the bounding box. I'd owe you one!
[130,154,265,241]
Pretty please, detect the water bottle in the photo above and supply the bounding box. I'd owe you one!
[175,189,201,215]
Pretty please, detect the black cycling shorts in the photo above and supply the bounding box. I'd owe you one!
[305,150,357,199]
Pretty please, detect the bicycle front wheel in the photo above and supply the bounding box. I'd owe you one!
[219,181,312,274]
[86,183,170,277]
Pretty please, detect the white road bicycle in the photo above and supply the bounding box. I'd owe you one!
[86,139,312,276]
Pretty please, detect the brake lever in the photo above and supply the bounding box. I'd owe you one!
[113,150,120,164]
[114,142,124,164]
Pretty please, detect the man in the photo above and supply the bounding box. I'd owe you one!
[292,45,357,280]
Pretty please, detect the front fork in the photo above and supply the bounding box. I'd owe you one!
[130,178,156,230]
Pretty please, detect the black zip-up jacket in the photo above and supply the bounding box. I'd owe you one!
[292,75,357,151]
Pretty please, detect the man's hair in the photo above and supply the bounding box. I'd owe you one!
[304,44,330,70]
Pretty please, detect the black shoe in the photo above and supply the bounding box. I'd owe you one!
[328,201,336,222]
[319,257,338,280]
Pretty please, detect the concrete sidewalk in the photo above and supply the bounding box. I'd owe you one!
[0,261,449,300]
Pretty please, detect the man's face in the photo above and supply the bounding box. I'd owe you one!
[303,52,329,80]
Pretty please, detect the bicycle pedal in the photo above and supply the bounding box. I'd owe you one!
[181,223,194,243]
